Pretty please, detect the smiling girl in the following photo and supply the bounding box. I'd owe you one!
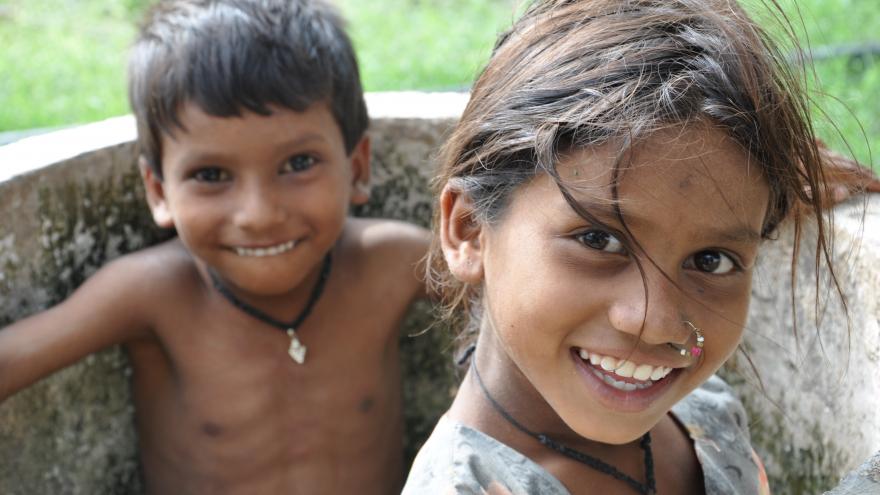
[402,0,844,493]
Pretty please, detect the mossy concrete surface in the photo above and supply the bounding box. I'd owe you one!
[726,195,880,494]
[1,92,878,493]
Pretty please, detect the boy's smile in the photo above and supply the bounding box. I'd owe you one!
[467,125,770,445]
[142,101,369,304]
[232,239,299,257]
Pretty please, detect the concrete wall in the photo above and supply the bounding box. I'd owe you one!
[0,92,877,494]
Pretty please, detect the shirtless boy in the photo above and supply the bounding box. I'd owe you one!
[0,0,427,493]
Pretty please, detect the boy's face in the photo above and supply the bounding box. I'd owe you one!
[141,102,369,297]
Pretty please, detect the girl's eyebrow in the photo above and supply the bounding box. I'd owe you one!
[573,198,762,245]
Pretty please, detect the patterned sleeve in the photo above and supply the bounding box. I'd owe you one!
[823,451,880,495]
[671,375,766,495]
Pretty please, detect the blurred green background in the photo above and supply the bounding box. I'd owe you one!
[0,0,876,167]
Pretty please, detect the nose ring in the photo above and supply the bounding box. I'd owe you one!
[672,321,704,358]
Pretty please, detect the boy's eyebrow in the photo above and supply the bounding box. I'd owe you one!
[178,133,332,164]
[572,199,762,244]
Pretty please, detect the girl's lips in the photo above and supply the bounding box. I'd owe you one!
[570,348,680,413]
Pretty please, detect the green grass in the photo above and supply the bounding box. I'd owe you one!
[748,0,880,167]
[0,0,138,131]
[337,0,519,91]
[0,0,876,167]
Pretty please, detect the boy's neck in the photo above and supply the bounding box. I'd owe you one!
[193,248,334,322]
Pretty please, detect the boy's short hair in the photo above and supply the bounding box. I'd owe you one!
[129,0,368,177]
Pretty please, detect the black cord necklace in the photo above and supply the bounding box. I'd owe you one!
[470,355,656,495]
[210,253,332,364]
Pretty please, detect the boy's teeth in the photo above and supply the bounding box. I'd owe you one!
[235,240,297,257]
[577,348,673,383]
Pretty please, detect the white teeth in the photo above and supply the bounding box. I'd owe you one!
[650,367,668,381]
[577,348,674,385]
[599,356,617,371]
[615,360,636,378]
[591,368,654,392]
[633,364,653,381]
[234,240,297,257]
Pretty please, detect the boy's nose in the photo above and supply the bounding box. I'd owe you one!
[232,185,287,231]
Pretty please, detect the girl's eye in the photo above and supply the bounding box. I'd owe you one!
[691,250,737,274]
[283,154,316,173]
[576,230,626,254]
[192,167,229,182]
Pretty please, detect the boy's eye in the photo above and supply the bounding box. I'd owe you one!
[192,167,229,182]
[576,230,626,254]
[282,154,316,173]
[690,250,737,274]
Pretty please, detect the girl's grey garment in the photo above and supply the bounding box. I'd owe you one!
[824,451,880,495]
[402,375,769,495]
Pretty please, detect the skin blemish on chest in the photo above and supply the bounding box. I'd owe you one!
[679,174,694,190]
[202,422,223,437]
[358,396,375,414]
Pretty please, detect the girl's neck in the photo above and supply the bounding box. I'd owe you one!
[448,330,666,493]
[448,329,641,460]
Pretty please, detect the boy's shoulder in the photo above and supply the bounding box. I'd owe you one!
[106,238,203,305]
[344,217,429,255]
[336,217,429,294]
[340,217,428,268]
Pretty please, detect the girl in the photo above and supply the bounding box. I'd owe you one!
[404,0,847,493]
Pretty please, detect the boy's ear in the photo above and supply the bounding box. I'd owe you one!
[439,184,484,284]
[138,157,174,229]
[349,135,371,205]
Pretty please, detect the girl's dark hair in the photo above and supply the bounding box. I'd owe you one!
[128,0,368,178]
[427,0,840,340]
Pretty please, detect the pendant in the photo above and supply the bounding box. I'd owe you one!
[286,328,307,364]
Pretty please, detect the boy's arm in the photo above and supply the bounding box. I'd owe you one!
[0,254,156,402]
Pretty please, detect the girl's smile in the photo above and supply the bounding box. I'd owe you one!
[571,348,682,414]
[575,348,675,385]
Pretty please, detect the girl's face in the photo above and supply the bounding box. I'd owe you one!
[464,127,769,444]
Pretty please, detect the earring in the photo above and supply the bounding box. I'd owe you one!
[355,182,370,195]
[674,321,704,358]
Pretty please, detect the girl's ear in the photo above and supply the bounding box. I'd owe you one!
[139,157,174,228]
[349,136,371,205]
[439,184,484,284]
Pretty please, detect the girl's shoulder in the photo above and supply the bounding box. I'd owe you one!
[672,375,771,495]
[402,415,570,495]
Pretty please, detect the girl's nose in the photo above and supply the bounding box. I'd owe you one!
[232,182,287,231]
[607,268,691,347]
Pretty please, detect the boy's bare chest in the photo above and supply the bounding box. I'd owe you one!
[126,291,407,493]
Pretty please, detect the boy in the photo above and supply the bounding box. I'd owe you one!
[0,0,428,493]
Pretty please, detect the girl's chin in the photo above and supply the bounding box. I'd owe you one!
[559,414,658,446]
